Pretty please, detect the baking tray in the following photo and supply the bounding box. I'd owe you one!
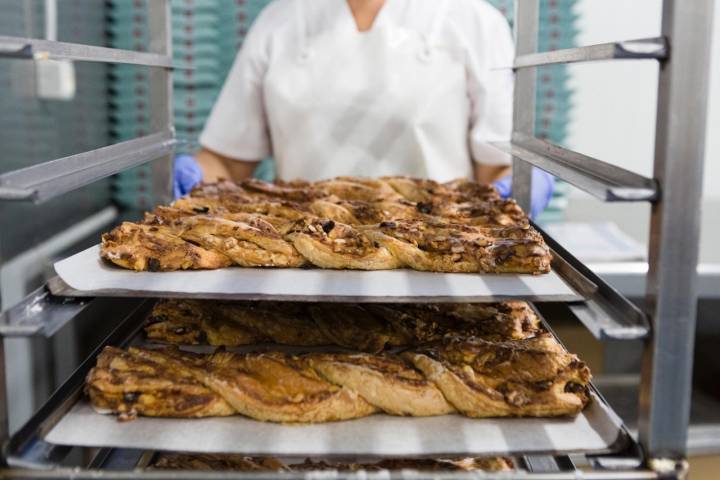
[45,392,625,457]
[52,245,584,302]
[8,301,627,461]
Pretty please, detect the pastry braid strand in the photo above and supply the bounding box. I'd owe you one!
[100,177,551,274]
[86,333,591,423]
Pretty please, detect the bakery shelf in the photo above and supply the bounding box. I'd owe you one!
[3,221,647,342]
[513,36,668,69]
[534,224,651,341]
[5,300,637,472]
[0,131,176,204]
[492,134,659,202]
[0,35,174,68]
[48,245,584,303]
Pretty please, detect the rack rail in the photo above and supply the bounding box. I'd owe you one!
[0,0,714,479]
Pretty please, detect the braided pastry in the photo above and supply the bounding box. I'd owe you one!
[86,333,591,422]
[151,452,514,472]
[100,177,552,274]
[144,300,543,352]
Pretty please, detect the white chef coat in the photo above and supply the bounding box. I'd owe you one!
[200,0,515,181]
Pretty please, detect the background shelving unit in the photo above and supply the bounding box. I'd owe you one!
[0,0,714,478]
[507,0,713,468]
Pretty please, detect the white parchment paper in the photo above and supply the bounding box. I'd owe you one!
[54,246,581,302]
[45,395,623,456]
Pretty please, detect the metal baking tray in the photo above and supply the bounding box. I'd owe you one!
[51,245,585,303]
[6,300,631,466]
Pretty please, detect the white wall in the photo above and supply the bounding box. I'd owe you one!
[567,0,720,200]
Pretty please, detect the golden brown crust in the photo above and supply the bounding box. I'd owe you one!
[151,453,513,472]
[405,333,592,418]
[315,177,403,201]
[99,177,551,274]
[211,302,330,346]
[365,221,551,274]
[88,333,591,422]
[307,304,398,352]
[126,346,378,423]
[100,223,232,271]
[145,300,543,349]
[152,453,290,471]
[285,218,402,270]
[86,347,234,419]
[308,353,456,416]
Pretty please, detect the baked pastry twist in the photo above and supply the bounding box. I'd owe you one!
[100,177,552,274]
[151,453,514,472]
[145,300,543,351]
[86,333,591,423]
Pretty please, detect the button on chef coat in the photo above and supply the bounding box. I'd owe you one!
[200,0,515,182]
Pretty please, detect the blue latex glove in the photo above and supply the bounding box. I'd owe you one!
[173,154,203,198]
[493,168,556,219]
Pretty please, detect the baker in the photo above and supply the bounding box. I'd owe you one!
[175,0,554,216]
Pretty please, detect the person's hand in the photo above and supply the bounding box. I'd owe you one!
[493,168,556,219]
[173,154,203,198]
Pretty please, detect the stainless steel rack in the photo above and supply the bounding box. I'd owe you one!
[0,0,714,479]
[0,8,176,204]
[0,0,175,437]
[508,0,714,475]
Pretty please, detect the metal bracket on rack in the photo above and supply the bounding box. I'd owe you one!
[0,286,92,338]
[493,134,660,202]
[0,131,177,203]
[535,223,651,341]
[514,36,669,69]
[0,36,174,68]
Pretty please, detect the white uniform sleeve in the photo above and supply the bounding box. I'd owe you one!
[466,2,515,166]
[199,8,275,160]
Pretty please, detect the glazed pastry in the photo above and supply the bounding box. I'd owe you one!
[144,300,543,350]
[87,334,591,422]
[100,177,552,273]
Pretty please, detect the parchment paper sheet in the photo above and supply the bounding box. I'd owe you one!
[54,246,582,302]
[46,394,623,456]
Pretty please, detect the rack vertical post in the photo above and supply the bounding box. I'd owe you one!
[639,0,715,463]
[147,0,174,205]
[511,0,538,213]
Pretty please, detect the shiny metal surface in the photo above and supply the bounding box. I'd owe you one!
[0,131,176,203]
[514,37,668,69]
[4,300,639,476]
[493,134,659,202]
[639,0,715,460]
[534,224,650,341]
[0,287,92,337]
[510,0,538,213]
[0,35,173,67]
[148,0,174,206]
[0,469,661,480]
[0,0,177,457]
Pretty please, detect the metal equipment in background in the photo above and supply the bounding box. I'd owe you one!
[0,1,715,479]
[500,0,714,470]
[0,0,175,440]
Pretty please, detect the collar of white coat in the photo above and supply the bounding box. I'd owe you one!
[294,0,452,63]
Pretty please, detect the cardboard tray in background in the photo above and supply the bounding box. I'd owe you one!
[52,245,585,302]
[45,392,626,457]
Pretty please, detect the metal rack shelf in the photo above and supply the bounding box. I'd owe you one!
[536,224,651,341]
[4,299,646,480]
[0,36,174,68]
[0,287,92,337]
[493,134,659,202]
[509,0,714,474]
[514,37,668,69]
[0,0,714,479]
[0,131,176,203]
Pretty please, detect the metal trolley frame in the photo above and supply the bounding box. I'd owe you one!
[0,0,715,479]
